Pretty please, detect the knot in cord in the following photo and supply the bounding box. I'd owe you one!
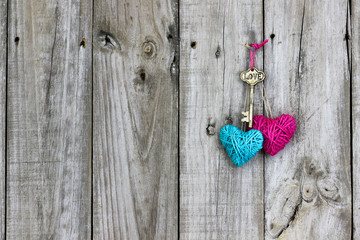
[249,39,268,70]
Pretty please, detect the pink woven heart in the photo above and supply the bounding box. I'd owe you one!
[252,114,296,156]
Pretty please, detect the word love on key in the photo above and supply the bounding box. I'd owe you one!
[240,67,265,128]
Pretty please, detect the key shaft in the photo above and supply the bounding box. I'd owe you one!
[249,85,255,128]
[240,67,266,128]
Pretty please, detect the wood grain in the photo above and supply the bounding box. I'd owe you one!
[0,1,357,239]
[0,0,6,239]
[7,1,92,239]
[179,0,265,239]
[264,0,352,239]
[352,0,360,238]
[92,0,178,239]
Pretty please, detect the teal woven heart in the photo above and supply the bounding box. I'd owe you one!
[220,125,264,166]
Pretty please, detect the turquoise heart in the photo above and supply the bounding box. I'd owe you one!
[220,125,264,166]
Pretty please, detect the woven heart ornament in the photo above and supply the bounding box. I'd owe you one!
[220,125,264,166]
[252,114,296,156]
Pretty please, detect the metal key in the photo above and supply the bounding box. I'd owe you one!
[240,67,266,128]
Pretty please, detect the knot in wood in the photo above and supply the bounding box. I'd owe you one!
[317,177,341,203]
[143,41,156,58]
[80,38,86,48]
[302,181,317,202]
[206,124,215,135]
[225,117,233,125]
[15,36,20,46]
[215,46,221,58]
[190,41,197,49]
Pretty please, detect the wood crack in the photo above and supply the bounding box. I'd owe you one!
[45,5,59,112]
[345,0,352,74]
[277,199,302,238]
[346,0,353,239]
[221,6,226,110]
[4,0,8,238]
[296,0,305,115]
[297,0,305,77]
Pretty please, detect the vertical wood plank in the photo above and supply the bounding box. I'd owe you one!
[179,1,264,239]
[352,0,360,238]
[7,1,92,239]
[0,0,6,239]
[264,0,352,239]
[92,0,178,239]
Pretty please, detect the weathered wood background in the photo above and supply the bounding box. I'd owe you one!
[0,0,358,239]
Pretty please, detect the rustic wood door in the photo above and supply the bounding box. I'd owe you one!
[0,0,358,239]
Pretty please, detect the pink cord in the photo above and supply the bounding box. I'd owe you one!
[249,39,268,70]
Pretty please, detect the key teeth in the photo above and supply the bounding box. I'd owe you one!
[241,118,249,123]
[241,111,250,123]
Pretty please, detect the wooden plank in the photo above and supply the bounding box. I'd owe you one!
[0,0,6,239]
[352,0,360,238]
[179,1,264,239]
[92,0,178,239]
[7,1,92,239]
[264,0,352,239]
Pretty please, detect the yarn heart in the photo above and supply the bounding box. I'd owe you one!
[220,125,264,167]
[252,114,296,156]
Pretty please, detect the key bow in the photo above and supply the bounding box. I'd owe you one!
[240,67,266,86]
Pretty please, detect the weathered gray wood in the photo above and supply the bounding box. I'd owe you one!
[179,1,264,239]
[0,0,6,239]
[264,1,352,239]
[92,0,178,239]
[352,0,360,238]
[7,1,92,239]
[0,1,356,238]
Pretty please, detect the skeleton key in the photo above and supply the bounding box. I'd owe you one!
[240,67,266,128]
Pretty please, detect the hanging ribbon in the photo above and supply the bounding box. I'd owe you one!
[249,39,268,70]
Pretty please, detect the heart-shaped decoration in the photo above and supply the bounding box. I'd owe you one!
[252,114,296,156]
[220,125,264,166]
